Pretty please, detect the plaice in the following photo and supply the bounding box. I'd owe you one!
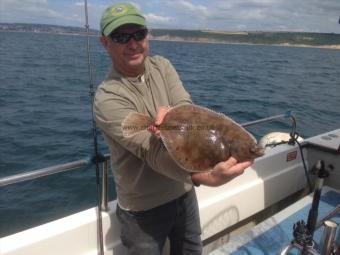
[122,104,264,172]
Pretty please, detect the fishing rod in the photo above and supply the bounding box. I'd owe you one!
[241,110,294,128]
[241,110,297,144]
[84,0,104,254]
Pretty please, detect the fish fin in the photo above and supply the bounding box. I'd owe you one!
[121,112,153,138]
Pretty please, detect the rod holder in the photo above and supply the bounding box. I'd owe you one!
[320,220,338,255]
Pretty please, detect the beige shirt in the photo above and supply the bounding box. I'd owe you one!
[94,55,193,211]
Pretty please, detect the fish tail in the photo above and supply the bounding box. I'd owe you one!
[121,112,153,138]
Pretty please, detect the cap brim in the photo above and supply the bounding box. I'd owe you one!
[102,15,146,36]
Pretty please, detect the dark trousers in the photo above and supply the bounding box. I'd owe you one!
[116,188,202,255]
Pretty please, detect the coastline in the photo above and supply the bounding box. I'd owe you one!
[149,36,340,50]
[2,29,340,50]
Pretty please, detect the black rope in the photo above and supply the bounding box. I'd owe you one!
[287,116,312,191]
[286,115,312,192]
[263,131,312,192]
[84,0,104,254]
[293,133,313,192]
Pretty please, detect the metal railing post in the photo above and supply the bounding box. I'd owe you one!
[101,160,109,211]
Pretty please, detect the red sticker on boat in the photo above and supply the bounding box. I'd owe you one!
[286,151,297,161]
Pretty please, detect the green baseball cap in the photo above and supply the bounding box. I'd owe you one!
[100,3,146,36]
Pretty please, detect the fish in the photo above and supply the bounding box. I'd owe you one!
[122,104,264,172]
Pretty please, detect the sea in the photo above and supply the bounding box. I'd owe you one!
[0,31,339,237]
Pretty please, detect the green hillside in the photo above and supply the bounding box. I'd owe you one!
[1,23,339,47]
[150,29,340,46]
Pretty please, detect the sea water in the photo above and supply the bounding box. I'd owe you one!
[0,31,339,236]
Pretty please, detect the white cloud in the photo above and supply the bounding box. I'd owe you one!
[0,0,339,33]
[74,2,84,7]
[165,0,210,18]
[145,13,172,24]
[19,0,48,3]
[0,0,88,26]
[195,0,340,32]
[129,1,141,11]
[177,0,209,15]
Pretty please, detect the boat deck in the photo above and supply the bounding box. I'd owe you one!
[209,186,340,254]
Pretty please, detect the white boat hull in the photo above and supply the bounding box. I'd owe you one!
[1,129,339,255]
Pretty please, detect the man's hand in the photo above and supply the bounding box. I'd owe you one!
[191,157,253,187]
[147,106,171,138]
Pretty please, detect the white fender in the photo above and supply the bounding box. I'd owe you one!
[259,132,303,149]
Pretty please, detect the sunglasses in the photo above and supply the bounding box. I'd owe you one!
[109,29,148,44]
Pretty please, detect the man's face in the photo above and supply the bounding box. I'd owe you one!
[101,25,149,76]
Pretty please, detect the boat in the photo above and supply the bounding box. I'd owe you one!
[1,1,339,254]
[1,111,339,254]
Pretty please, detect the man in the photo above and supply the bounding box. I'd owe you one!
[94,3,252,255]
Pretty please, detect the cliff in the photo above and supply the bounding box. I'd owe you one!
[1,23,339,48]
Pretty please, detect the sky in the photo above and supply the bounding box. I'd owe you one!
[1,0,340,33]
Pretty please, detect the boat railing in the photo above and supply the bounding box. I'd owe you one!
[0,153,112,211]
[0,111,298,213]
